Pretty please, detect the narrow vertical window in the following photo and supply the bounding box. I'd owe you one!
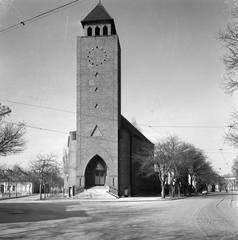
[103,26,108,35]
[87,27,92,36]
[95,26,100,36]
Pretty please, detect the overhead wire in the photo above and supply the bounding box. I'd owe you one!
[0,0,87,34]
[0,98,120,121]
[138,124,225,128]
[1,98,234,129]
[1,120,69,135]
[1,104,235,154]
[0,99,76,114]
[219,126,233,166]
[148,125,164,137]
[2,98,234,143]
[1,120,118,143]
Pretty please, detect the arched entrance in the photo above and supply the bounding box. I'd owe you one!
[85,155,107,189]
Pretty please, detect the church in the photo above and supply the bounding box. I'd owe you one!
[64,2,160,197]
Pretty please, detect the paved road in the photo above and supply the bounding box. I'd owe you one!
[0,192,237,239]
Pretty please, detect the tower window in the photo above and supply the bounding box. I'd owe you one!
[87,27,92,36]
[95,26,100,36]
[103,26,108,35]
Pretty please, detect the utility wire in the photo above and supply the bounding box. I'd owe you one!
[148,125,164,136]
[220,126,232,151]
[1,99,229,129]
[0,0,86,34]
[219,126,233,166]
[138,124,226,129]
[0,99,76,114]
[1,120,69,135]
[0,99,117,121]
[1,98,232,129]
[220,149,229,166]
[1,120,118,143]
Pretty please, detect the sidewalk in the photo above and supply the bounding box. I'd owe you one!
[1,191,230,203]
[0,194,42,202]
[47,193,191,202]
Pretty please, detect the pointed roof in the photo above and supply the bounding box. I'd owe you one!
[82,3,113,22]
[81,3,116,33]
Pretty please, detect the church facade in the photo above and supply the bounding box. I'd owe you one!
[65,3,160,197]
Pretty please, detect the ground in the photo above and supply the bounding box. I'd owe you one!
[0,192,237,239]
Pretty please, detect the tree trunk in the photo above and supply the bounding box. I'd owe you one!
[44,184,46,199]
[189,184,192,196]
[184,176,188,196]
[39,181,42,200]
[15,182,17,198]
[172,185,175,198]
[161,182,165,199]
[178,184,181,198]
[169,184,173,199]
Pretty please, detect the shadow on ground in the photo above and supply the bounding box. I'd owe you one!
[0,202,87,224]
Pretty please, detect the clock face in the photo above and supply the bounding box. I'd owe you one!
[87,46,107,66]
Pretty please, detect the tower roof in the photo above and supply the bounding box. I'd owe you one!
[82,3,113,22]
[81,2,116,33]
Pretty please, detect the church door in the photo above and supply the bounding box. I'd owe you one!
[95,171,105,185]
[85,155,107,189]
[94,161,106,186]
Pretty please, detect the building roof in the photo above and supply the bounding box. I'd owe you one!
[81,3,116,33]
[121,115,154,146]
[82,3,113,22]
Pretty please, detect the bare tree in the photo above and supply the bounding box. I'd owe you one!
[217,1,238,94]
[62,146,69,176]
[29,154,62,200]
[134,135,182,199]
[134,135,218,198]
[232,157,238,183]
[0,122,27,157]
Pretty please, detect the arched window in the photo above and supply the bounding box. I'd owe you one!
[87,27,92,36]
[103,26,108,35]
[95,26,100,36]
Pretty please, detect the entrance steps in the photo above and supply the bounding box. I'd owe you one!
[76,186,117,199]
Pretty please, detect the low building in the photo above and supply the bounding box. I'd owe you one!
[0,182,33,196]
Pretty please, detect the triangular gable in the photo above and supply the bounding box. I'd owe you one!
[82,3,113,23]
[91,125,103,137]
[81,2,116,34]
[95,162,105,171]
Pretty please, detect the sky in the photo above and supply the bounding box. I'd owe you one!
[1,0,238,175]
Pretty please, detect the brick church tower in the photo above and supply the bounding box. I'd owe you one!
[65,3,159,198]
[76,2,121,193]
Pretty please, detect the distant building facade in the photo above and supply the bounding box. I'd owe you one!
[223,175,237,191]
[0,182,33,196]
[65,3,160,197]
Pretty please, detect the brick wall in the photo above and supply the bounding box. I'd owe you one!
[76,34,121,192]
[68,131,77,189]
[119,129,131,196]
